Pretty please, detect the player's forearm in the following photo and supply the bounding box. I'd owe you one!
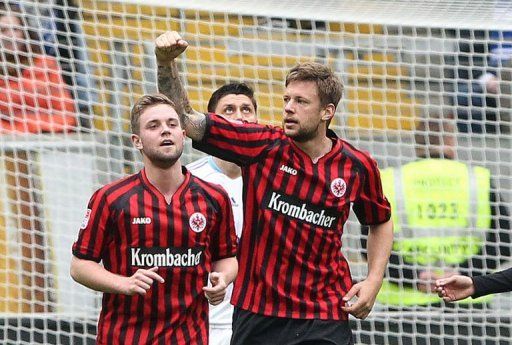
[157,61,206,141]
[70,256,125,294]
[212,257,238,285]
[366,219,393,282]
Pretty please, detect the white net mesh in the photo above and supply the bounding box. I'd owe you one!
[0,0,511,344]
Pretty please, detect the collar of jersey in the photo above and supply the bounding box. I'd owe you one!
[139,167,191,204]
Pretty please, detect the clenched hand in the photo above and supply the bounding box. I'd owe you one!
[155,31,188,66]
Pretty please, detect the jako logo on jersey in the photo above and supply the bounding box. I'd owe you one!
[189,212,207,232]
[265,191,339,229]
[130,247,203,267]
[80,209,92,229]
[132,217,152,225]
[330,178,347,197]
[280,164,297,176]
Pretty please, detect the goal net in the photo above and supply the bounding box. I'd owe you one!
[0,0,511,344]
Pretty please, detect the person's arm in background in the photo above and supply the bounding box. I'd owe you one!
[344,219,393,319]
[154,31,206,141]
[436,267,512,302]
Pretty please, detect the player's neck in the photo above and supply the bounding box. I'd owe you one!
[213,157,241,179]
[144,161,185,203]
[293,135,333,164]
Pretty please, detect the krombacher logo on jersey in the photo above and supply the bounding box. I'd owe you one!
[130,247,203,267]
[265,191,339,229]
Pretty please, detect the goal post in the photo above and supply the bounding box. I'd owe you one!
[1,0,511,344]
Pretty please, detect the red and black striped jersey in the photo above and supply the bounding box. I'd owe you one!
[193,114,391,321]
[72,167,237,345]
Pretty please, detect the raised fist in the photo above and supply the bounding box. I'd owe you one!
[155,31,189,65]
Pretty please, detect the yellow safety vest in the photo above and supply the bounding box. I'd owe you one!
[377,159,492,306]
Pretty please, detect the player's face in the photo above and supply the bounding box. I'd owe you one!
[0,15,24,53]
[215,94,257,123]
[132,104,185,168]
[282,80,327,142]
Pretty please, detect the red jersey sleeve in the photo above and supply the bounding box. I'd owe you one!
[192,113,284,166]
[72,188,111,262]
[352,155,392,226]
[209,188,237,261]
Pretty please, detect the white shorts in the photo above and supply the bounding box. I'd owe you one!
[209,327,232,345]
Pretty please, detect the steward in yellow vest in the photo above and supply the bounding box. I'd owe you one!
[361,118,511,308]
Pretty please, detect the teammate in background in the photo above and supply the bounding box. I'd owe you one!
[361,117,511,310]
[70,94,238,344]
[187,83,257,345]
[436,268,512,302]
[155,31,393,345]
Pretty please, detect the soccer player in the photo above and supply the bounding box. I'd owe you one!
[70,94,238,345]
[187,83,258,345]
[155,31,394,345]
[436,268,512,302]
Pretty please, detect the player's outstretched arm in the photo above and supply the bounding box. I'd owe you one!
[155,31,207,141]
[435,275,475,302]
[203,257,238,305]
[342,219,393,319]
[70,256,164,295]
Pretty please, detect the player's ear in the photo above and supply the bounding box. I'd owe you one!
[132,134,143,150]
[321,104,335,122]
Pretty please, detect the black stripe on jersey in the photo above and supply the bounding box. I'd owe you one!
[329,148,362,303]
[104,183,142,345]
[117,191,145,344]
[194,115,281,165]
[268,148,302,316]
[180,187,202,343]
[147,190,161,344]
[324,237,339,320]
[342,143,389,225]
[308,154,343,317]
[358,156,380,222]
[340,150,358,202]
[194,178,225,217]
[212,126,276,149]
[323,154,348,318]
[133,190,150,344]
[211,117,276,149]
[194,138,272,167]
[81,192,107,261]
[106,192,135,344]
[167,196,186,345]
[296,163,322,318]
[251,143,288,312]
